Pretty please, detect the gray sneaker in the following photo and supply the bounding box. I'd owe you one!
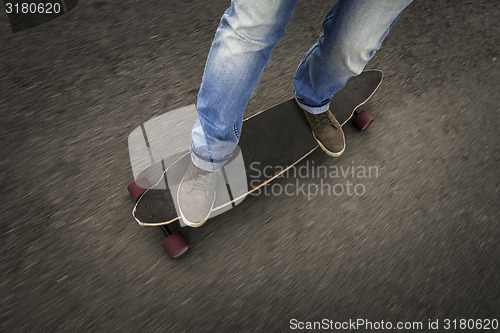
[177,160,217,227]
[301,108,345,157]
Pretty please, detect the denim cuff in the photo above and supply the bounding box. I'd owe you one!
[190,144,230,172]
[295,97,330,114]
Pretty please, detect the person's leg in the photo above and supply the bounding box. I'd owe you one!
[180,0,299,227]
[295,0,413,114]
[192,0,300,172]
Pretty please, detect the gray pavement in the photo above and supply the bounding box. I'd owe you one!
[1,1,499,332]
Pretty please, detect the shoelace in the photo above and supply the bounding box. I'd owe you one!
[189,172,215,196]
[316,111,338,129]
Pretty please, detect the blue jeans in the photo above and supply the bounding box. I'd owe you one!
[191,0,412,171]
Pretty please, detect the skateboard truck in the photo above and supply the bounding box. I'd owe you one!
[127,178,191,260]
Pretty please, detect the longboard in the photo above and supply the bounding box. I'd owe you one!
[127,69,383,259]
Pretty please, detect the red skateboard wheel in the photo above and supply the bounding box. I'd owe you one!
[162,232,191,259]
[352,110,374,131]
[127,178,151,202]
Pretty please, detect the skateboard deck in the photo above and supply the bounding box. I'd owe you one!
[129,69,383,228]
[332,69,383,128]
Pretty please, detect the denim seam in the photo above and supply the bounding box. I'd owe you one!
[299,42,318,71]
[295,96,331,108]
[233,123,240,141]
[323,3,337,25]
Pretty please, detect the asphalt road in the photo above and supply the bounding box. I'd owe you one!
[1,1,499,332]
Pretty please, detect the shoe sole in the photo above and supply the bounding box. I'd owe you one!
[312,131,345,157]
[177,176,216,228]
